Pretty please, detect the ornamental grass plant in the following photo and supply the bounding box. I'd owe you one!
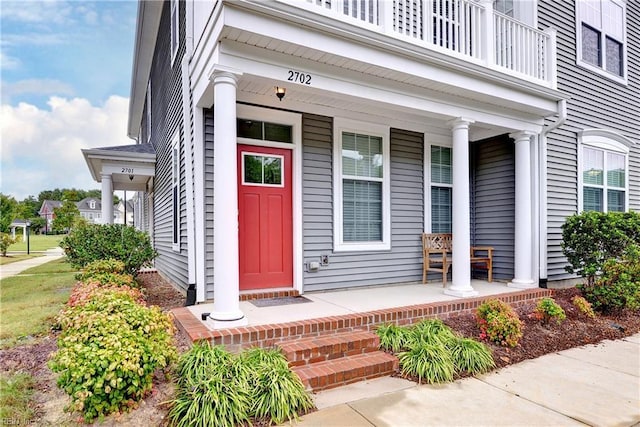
[168,343,313,427]
[376,318,495,384]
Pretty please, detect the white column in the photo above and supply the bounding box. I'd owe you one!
[209,66,246,326]
[509,131,537,288]
[444,118,478,298]
[101,173,113,224]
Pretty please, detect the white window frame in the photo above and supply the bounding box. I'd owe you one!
[171,131,180,251]
[423,135,453,233]
[170,0,179,66]
[575,0,627,84]
[427,144,454,233]
[146,81,152,143]
[241,152,285,188]
[578,129,631,213]
[333,118,390,252]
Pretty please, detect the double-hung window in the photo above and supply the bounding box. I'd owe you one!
[576,0,626,81]
[170,0,179,65]
[333,119,390,251]
[430,146,453,233]
[171,132,180,251]
[579,130,629,213]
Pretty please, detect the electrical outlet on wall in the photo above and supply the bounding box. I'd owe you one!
[320,254,329,266]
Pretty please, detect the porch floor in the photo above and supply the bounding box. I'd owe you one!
[172,281,553,351]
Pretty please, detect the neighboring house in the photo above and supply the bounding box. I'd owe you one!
[76,197,103,224]
[38,200,62,233]
[38,198,130,226]
[81,0,639,328]
[115,200,135,226]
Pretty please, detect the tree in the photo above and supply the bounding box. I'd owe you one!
[17,196,40,219]
[53,200,81,233]
[0,194,18,233]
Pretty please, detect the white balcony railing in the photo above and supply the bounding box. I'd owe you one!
[301,0,556,87]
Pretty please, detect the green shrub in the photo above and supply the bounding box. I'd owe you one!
[243,348,314,424]
[60,224,156,276]
[561,211,640,284]
[382,320,495,383]
[169,344,313,427]
[49,293,176,422]
[449,337,495,375]
[571,295,596,318]
[533,297,566,325]
[65,281,146,309]
[398,344,454,384]
[578,244,640,314]
[376,324,413,352]
[476,299,523,348]
[0,233,19,256]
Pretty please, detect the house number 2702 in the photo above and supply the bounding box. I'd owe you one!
[287,70,311,85]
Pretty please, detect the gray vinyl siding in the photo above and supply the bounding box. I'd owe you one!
[204,108,215,301]
[539,1,640,281]
[301,114,424,292]
[471,136,515,281]
[146,0,188,291]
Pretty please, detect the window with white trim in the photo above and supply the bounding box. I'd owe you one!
[576,0,626,81]
[430,146,452,233]
[333,119,390,251]
[171,132,180,250]
[170,0,179,65]
[146,81,152,143]
[579,131,629,213]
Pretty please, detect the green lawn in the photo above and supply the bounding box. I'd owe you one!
[0,258,78,348]
[0,372,35,422]
[8,234,64,252]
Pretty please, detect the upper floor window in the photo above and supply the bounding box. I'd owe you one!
[170,0,179,65]
[89,200,95,209]
[333,119,390,252]
[576,0,626,82]
[146,81,152,143]
[579,130,630,213]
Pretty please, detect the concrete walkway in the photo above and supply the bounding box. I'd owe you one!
[295,334,640,426]
[0,248,65,280]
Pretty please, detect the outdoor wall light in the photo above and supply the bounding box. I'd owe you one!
[129,174,134,181]
[275,86,286,101]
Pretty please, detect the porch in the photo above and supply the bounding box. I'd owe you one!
[172,280,552,351]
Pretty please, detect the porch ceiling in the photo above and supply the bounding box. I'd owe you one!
[82,144,156,192]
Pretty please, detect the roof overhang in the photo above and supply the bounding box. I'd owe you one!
[82,144,156,192]
[127,0,163,139]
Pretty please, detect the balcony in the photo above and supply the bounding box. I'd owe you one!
[282,0,556,88]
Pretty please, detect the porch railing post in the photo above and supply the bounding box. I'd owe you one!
[480,0,494,67]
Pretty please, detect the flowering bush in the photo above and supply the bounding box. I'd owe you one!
[49,288,176,422]
[65,281,146,308]
[533,297,566,325]
[571,295,596,318]
[476,299,523,348]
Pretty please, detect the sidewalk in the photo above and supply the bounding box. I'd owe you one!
[0,248,65,280]
[295,334,640,426]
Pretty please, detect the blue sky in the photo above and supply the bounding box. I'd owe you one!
[1,0,138,201]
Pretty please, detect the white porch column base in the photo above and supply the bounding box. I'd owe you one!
[509,131,537,289]
[207,316,248,330]
[445,118,478,298]
[101,173,113,224]
[209,66,246,326]
[508,279,537,289]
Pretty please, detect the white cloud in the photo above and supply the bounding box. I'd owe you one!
[0,50,21,70]
[1,79,75,104]
[0,96,133,200]
[0,0,73,25]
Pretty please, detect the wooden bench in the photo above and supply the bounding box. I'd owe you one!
[422,233,493,286]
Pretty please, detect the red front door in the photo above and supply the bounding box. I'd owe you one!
[238,145,293,290]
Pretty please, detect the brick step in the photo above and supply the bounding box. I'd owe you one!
[292,351,398,392]
[278,330,380,367]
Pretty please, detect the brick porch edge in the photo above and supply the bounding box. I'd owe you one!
[171,288,553,352]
